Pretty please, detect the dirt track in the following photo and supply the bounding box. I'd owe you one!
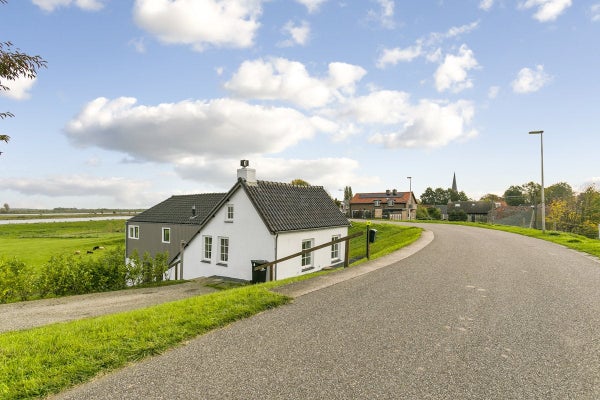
[0,279,217,333]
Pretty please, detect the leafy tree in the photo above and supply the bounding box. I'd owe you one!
[291,179,310,186]
[420,187,469,205]
[343,186,353,202]
[1,1,47,145]
[448,209,468,221]
[427,206,442,220]
[1,203,7,213]
[545,182,574,204]
[504,185,526,206]
[415,206,430,220]
[480,193,502,202]
[522,181,541,205]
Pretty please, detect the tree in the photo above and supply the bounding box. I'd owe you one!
[343,186,353,202]
[480,193,502,202]
[290,179,310,186]
[2,203,8,212]
[522,181,541,205]
[420,187,469,205]
[504,185,525,206]
[1,1,47,145]
[448,208,468,221]
[545,182,574,204]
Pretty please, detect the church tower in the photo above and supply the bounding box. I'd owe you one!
[452,172,457,192]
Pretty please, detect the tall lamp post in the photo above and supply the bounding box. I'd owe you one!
[407,176,412,221]
[529,130,545,233]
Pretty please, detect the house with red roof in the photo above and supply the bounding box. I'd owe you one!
[349,189,418,220]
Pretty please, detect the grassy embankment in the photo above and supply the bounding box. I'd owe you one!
[0,221,421,400]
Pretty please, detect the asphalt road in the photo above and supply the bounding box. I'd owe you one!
[54,223,600,399]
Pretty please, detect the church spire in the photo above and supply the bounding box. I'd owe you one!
[452,172,457,192]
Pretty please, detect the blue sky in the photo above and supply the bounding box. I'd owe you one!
[0,0,598,209]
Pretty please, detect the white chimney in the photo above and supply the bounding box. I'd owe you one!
[237,160,257,185]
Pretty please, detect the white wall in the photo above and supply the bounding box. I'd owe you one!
[275,226,348,280]
[183,188,275,281]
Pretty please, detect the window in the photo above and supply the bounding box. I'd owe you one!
[226,204,234,222]
[331,235,340,261]
[219,237,229,264]
[203,236,212,261]
[162,227,170,243]
[302,239,313,268]
[388,199,395,206]
[374,200,381,207]
[128,225,139,239]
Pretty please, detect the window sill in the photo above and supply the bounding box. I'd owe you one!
[217,262,228,267]
[201,260,211,264]
[301,266,315,272]
[224,220,233,223]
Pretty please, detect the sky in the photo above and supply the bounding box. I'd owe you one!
[0,0,598,209]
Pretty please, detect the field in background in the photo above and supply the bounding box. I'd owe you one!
[0,220,126,267]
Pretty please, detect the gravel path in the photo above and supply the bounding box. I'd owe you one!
[0,279,217,333]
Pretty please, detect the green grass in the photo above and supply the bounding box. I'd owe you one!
[0,286,290,400]
[0,220,125,267]
[347,221,423,265]
[0,220,422,399]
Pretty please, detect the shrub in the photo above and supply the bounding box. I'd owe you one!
[427,207,442,220]
[0,258,33,302]
[448,209,468,221]
[416,207,430,220]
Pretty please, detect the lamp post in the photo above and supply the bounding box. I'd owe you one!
[407,176,412,220]
[529,130,545,233]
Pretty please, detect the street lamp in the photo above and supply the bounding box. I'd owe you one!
[529,130,545,233]
[407,176,412,221]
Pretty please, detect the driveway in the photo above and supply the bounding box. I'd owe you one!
[53,223,600,399]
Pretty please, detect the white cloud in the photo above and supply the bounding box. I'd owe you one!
[368,98,478,148]
[488,86,500,99]
[133,0,263,51]
[295,0,327,13]
[376,44,422,69]
[279,20,310,47]
[367,0,395,29]
[0,76,37,100]
[479,0,494,11]
[591,4,600,22]
[32,0,105,12]
[64,97,332,163]
[174,156,374,191]
[434,44,479,93]
[224,58,366,108]
[519,0,572,22]
[511,65,551,93]
[128,37,146,53]
[0,175,150,205]
[377,20,479,68]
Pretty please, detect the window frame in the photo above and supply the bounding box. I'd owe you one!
[128,225,139,239]
[226,204,234,222]
[218,236,229,265]
[202,235,212,262]
[301,239,314,269]
[162,227,171,243]
[331,235,341,261]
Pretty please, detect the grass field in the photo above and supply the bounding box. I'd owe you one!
[0,220,126,267]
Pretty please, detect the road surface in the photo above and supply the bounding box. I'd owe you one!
[54,223,600,399]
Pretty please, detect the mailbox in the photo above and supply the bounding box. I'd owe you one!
[368,228,377,243]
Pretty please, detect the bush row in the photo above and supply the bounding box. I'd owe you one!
[0,247,169,304]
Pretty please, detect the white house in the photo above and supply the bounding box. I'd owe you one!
[171,163,350,282]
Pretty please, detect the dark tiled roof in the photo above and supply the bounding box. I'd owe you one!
[447,201,494,214]
[129,193,225,224]
[243,180,350,233]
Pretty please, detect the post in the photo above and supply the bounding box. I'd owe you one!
[407,176,412,221]
[529,130,545,233]
[366,221,371,259]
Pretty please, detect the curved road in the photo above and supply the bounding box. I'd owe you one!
[55,224,600,399]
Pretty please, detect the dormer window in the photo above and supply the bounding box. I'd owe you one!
[388,199,394,206]
[374,200,381,207]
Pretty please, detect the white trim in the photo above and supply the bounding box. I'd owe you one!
[162,227,171,243]
[202,235,212,262]
[128,225,139,239]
